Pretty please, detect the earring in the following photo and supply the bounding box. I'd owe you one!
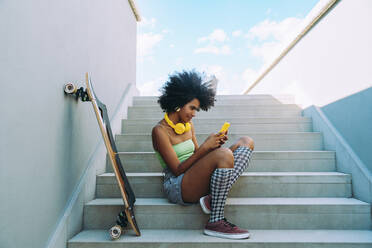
[176,107,180,112]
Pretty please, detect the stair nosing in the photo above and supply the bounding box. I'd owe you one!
[117,132,322,136]
[86,197,370,207]
[116,150,335,154]
[122,117,312,122]
[99,172,350,177]
[129,104,301,107]
[69,229,372,244]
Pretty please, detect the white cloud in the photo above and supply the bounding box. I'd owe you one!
[137,32,163,58]
[175,57,183,66]
[250,41,285,66]
[198,65,250,95]
[248,17,303,41]
[195,29,231,55]
[242,67,260,84]
[195,65,265,95]
[194,45,231,55]
[200,65,229,94]
[232,30,242,37]
[139,17,157,28]
[246,17,304,64]
[241,67,261,92]
[198,29,228,43]
[220,45,231,54]
[138,76,166,96]
[194,45,218,54]
[200,65,224,78]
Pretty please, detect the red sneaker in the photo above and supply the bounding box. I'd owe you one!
[204,218,250,239]
[199,194,211,214]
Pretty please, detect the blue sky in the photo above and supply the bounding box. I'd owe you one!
[135,0,319,95]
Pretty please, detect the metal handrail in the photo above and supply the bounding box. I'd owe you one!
[128,0,141,22]
[243,0,338,95]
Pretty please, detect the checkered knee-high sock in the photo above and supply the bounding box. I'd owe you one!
[229,146,253,187]
[209,168,233,223]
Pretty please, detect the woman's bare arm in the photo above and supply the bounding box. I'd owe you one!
[191,121,199,150]
[152,124,210,176]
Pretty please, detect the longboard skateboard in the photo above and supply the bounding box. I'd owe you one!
[64,73,141,239]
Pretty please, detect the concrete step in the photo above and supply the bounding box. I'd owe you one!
[132,94,296,105]
[128,104,302,119]
[96,172,351,198]
[107,151,336,173]
[115,133,323,152]
[133,98,296,107]
[122,117,313,134]
[68,229,372,248]
[134,98,298,107]
[83,198,371,230]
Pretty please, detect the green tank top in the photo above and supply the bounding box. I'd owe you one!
[155,139,195,169]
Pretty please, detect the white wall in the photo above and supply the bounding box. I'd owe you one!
[0,1,138,248]
[248,0,372,202]
[250,0,372,108]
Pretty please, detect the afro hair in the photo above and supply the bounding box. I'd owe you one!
[158,70,216,113]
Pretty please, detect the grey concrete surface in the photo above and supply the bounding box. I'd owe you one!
[107,151,336,173]
[68,229,372,248]
[83,198,371,230]
[0,0,138,247]
[96,172,351,198]
[133,96,295,106]
[68,92,371,247]
[122,117,313,133]
[115,133,324,151]
[304,105,372,204]
[128,104,302,118]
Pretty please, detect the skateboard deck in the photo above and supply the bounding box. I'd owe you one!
[85,73,140,238]
[65,73,140,238]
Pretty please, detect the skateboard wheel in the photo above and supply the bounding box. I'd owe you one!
[117,211,128,227]
[64,83,77,94]
[109,225,122,240]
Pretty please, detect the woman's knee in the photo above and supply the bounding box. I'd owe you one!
[214,147,234,168]
[238,136,255,150]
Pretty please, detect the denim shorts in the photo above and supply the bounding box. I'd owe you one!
[163,168,192,206]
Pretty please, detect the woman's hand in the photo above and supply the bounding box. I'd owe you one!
[219,130,229,146]
[200,131,229,151]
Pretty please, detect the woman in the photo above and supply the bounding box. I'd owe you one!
[151,71,254,239]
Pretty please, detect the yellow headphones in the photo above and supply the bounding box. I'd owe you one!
[164,112,191,135]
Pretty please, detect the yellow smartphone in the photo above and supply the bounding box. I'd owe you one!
[218,122,230,136]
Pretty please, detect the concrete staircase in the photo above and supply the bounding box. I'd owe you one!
[68,95,372,247]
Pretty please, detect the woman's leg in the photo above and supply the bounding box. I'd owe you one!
[182,147,234,222]
[182,136,254,202]
[182,137,253,239]
[229,136,255,152]
[228,136,255,187]
[200,136,255,213]
[181,147,234,202]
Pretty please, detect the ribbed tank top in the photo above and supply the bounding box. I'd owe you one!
[155,139,195,169]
